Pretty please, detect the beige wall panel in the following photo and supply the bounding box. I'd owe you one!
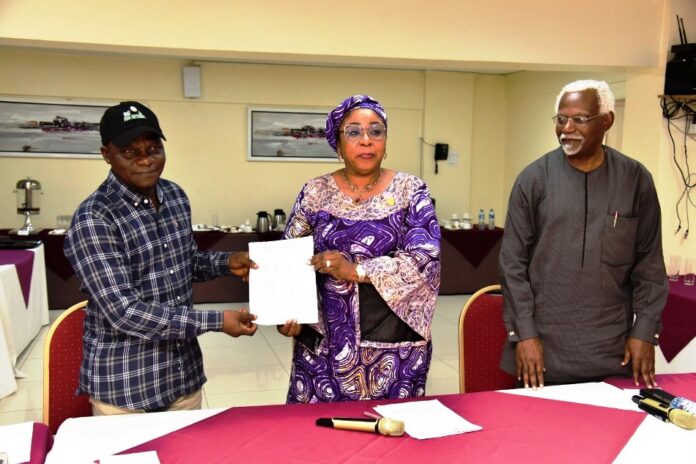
[421,71,474,220]
[470,75,506,221]
[0,1,663,69]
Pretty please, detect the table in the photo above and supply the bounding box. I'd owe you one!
[0,244,49,399]
[656,280,696,373]
[190,231,282,303]
[0,230,85,310]
[1,227,502,310]
[439,227,502,294]
[0,230,281,309]
[44,374,696,464]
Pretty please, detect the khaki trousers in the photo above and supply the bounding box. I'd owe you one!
[90,389,203,416]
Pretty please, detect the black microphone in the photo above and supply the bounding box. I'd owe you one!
[640,388,696,415]
[632,395,696,430]
[316,417,405,436]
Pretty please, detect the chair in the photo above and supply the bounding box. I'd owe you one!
[43,300,91,434]
[458,285,517,393]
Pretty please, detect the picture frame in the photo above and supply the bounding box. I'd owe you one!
[0,97,109,159]
[247,107,338,162]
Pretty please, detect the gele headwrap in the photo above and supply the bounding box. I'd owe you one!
[325,95,387,152]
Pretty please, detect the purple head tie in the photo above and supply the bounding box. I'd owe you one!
[325,95,387,152]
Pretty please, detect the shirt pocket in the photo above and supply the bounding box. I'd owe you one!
[600,213,638,266]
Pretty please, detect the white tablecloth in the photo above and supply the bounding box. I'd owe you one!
[0,244,49,399]
[656,339,696,374]
[0,421,37,463]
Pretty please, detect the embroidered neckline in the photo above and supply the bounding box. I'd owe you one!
[341,168,383,203]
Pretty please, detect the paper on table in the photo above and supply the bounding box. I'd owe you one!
[501,382,640,411]
[374,399,482,439]
[248,236,318,325]
[101,451,160,463]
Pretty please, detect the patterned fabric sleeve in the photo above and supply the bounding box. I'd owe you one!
[283,184,326,340]
[361,182,441,340]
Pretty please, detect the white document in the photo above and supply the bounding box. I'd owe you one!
[248,236,318,325]
[101,451,160,464]
[374,399,482,439]
[500,382,640,411]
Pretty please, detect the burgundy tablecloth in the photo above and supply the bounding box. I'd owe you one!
[119,391,643,463]
[0,230,73,281]
[441,227,503,268]
[0,249,35,306]
[192,230,282,251]
[21,422,52,464]
[659,281,696,362]
[0,229,283,308]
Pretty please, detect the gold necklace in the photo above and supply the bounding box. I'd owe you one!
[342,168,383,203]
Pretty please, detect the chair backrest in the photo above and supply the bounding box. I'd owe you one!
[458,285,517,393]
[43,300,91,434]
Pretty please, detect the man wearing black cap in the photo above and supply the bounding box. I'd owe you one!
[64,101,258,415]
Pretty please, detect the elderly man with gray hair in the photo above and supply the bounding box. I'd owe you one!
[499,80,668,389]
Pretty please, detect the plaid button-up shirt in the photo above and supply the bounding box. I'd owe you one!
[64,172,230,410]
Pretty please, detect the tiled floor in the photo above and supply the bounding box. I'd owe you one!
[0,295,469,426]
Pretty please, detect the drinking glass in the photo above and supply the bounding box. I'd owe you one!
[668,255,681,281]
[685,258,695,286]
[56,215,72,230]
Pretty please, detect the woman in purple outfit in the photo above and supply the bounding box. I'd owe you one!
[278,95,441,403]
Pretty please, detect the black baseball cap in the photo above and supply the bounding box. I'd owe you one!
[99,101,166,147]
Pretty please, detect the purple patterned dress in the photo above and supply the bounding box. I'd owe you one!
[283,171,441,403]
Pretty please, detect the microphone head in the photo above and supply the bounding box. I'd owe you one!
[377,418,405,436]
[668,408,696,430]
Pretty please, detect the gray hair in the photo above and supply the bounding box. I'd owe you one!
[554,80,615,114]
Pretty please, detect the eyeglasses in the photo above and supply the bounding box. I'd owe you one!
[115,145,164,161]
[552,114,605,127]
[340,123,387,143]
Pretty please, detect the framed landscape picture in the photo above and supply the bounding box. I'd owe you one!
[247,107,338,162]
[0,97,108,159]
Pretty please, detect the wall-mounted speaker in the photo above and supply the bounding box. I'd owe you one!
[182,66,201,98]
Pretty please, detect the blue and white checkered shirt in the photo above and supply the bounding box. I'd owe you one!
[64,172,231,410]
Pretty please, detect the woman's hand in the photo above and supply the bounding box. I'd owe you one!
[310,250,361,281]
[277,319,302,337]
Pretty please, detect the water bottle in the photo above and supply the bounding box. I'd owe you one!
[671,396,696,415]
[641,388,696,415]
[488,209,495,230]
[478,209,485,229]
